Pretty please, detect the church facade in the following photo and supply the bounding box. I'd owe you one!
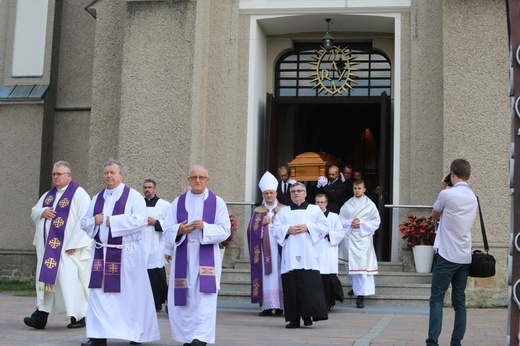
[0,0,510,306]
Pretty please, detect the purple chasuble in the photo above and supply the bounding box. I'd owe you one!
[247,205,281,304]
[88,185,130,292]
[38,181,80,286]
[174,190,217,306]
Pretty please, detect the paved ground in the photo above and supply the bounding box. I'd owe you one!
[1,291,507,345]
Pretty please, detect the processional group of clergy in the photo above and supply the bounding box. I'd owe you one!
[24,159,380,346]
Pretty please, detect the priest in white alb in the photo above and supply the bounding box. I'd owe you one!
[338,179,380,309]
[246,171,284,317]
[25,161,91,330]
[271,182,329,329]
[80,159,160,346]
[163,165,231,346]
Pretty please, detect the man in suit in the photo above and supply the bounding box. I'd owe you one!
[276,165,293,206]
[341,164,354,204]
[316,165,346,214]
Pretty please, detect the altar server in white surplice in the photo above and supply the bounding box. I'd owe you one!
[163,165,231,346]
[142,179,170,312]
[314,193,346,311]
[80,159,160,346]
[271,182,329,329]
[24,161,91,330]
[338,179,380,309]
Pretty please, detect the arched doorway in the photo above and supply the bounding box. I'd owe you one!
[265,42,393,260]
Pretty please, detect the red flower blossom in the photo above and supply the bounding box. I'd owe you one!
[398,214,436,248]
[219,213,238,249]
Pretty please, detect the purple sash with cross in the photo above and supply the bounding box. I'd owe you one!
[174,190,217,306]
[88,185,130,292]
[38,181,80,286]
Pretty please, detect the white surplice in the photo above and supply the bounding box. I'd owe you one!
[31,184,92,320]
[142,198,170,269]
[80,183,160,343]
[315,211,345,275]
[338,195,380,296]
[163,189,231,345]
[271,203,329,273]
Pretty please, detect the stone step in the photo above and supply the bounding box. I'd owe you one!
[220,280,431,297]
[217,290,430,307]
[219,265,432,307]
[233,259,404,272]
[221,269,432,285]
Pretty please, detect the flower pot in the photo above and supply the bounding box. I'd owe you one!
[220,247,226,264]
[412,245,434,273]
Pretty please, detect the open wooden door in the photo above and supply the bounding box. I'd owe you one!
[265,93,280,173]
[375,92,392,261]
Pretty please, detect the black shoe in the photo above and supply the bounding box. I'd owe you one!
[274,309,284,316]
[302,317,313,326]
[348,289,354,297]
[81,339,107,346]
[67,317,86,329]
[183,344,191,346]
[23,316,45,330]
[129,342,141,345]
[285,321,300,329]
[356,296,364,308]
[258,309,272,316]
[191,339,207,346]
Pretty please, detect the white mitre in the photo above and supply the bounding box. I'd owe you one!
[258,171,278,192]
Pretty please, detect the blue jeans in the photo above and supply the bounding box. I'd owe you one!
[426,254,470,346]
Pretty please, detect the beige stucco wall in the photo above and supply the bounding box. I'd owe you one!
[0,105,45,251]
[442,0,510,245]
[0,0,58,252]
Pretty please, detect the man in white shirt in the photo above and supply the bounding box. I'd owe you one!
[426,159,477,346]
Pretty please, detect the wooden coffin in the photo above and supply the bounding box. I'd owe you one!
[287,152,338,181]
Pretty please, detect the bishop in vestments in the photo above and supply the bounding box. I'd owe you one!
[246,171,284,316]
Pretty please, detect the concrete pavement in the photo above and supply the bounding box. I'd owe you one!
[1,291,507,345]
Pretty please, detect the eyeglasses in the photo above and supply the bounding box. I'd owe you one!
[51,172,69,177]
[189,176,208,181]
[290,189,305,194]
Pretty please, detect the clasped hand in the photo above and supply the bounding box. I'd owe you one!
[262,215,275,225]
[41,207,56,220]
[178,220,204,235]
[288,224,308,235]
[351,218,361,228]
[94,213,110,227]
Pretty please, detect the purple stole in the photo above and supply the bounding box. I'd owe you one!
[38,181,80,288]
[88,185,130,292]
[248,205,281,303]
[174,190,217,306]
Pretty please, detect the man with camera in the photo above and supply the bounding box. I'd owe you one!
[426,159,478,346]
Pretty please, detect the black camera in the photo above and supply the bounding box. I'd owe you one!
[444,173,453,187]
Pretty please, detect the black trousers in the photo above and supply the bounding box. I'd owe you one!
[147,267,167,309]
[281,269,328,322]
